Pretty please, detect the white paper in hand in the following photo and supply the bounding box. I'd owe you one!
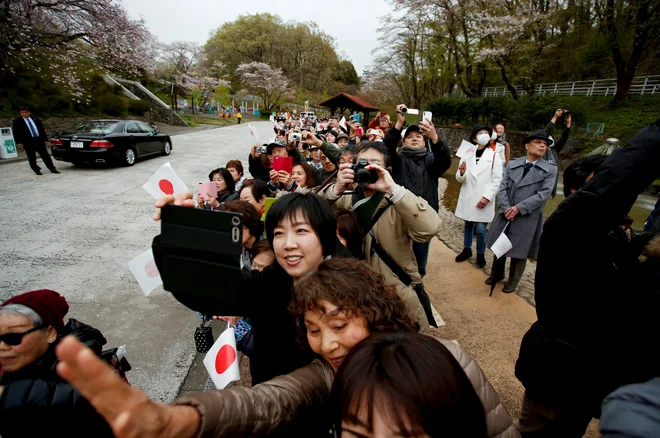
[127,248,162,297]
[142,162,189,199]
[203,326,241,389]
[456,140,477,159]
[490,223,513,259]
[248,124,260,142]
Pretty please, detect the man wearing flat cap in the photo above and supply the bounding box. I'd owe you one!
[485,130,557,293]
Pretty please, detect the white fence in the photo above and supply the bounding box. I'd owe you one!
[481,75,660,98]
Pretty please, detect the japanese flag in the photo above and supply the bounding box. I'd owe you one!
[248,124,260,142]
[456,140,476,159]
[142,162,189,199]
[490,223,513,259]
[127,248,162,297]
[338,116,348,131]
[203,326,241,389]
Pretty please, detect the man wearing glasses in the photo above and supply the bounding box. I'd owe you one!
[321,142,442,330]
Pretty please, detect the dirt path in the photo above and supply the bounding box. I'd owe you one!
[425,238,599,437]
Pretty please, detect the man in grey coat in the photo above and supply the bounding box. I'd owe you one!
[485,130,557,293]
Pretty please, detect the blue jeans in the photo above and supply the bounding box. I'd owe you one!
[412,240,432,278]
[463,221,488,255]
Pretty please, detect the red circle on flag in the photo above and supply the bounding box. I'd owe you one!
[144,260,159,278]
[158,179,174,195]
[215,344,236,374]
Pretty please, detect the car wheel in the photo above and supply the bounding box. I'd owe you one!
[162,141,172,156]
[123,147,136,166]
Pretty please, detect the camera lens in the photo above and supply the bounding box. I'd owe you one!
[401,107,407,114]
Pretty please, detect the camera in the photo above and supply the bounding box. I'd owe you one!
[289,132,302,142]
[562,109,570,116]
[351,159,378,187]
[256,145,268,153]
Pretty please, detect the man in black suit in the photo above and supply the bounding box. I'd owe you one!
[12,106,59,175]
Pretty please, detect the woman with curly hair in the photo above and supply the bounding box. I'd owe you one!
[53,259,518,438]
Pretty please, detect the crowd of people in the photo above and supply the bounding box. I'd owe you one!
[1,105,659,438]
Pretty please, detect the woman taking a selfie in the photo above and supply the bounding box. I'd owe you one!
[54,259,518,438]
[155,191,346,385]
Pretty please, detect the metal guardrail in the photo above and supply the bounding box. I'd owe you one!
[481,75,660,98]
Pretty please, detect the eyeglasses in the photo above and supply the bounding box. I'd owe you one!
[0,325,46,346]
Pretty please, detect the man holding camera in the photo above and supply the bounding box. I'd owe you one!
[248,141,290,183]
[321,142,442,330]
[544,108,573,198]
[383,104,452,278]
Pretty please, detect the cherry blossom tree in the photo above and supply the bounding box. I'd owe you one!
[236,62,288,112]
[180,74,228,114]
[1,0,155,100]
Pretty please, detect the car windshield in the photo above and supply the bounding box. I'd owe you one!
[64,121,118,135]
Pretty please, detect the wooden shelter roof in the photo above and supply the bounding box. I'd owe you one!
[318,92,379,112]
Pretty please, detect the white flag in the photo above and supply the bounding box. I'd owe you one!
[127,248,162,297]
[456,140,476,159]
[203,326,241,389]
[142,162,189,199]
[248,124,260,142]
[490,223,513,259]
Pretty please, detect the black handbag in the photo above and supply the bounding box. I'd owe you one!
[194,317,214,353]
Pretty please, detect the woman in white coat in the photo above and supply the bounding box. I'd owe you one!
[455,125,503,267]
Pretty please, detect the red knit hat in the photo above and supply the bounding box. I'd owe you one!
[1,289,69,328]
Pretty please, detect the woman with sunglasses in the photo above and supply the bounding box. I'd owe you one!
[0,289,114,438]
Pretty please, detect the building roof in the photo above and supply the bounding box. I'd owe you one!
[319,92,379,112]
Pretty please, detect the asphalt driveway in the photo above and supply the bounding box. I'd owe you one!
[0,121,273,401]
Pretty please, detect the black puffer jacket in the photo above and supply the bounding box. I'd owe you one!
[515,120,660,413]
[0,319,114,438]
[384,126,452,212]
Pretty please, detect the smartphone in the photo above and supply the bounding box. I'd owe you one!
[423,111,432,122]
[273,156,293,174]
[157,204,243,313]
[198,182,217,201]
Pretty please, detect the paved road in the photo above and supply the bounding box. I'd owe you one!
[0,121,272,401]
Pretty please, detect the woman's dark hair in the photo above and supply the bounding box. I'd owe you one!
[225,159,244,177]
[563,155,606,197]
[250,239,273,259]
[265,192,337,258]
[354,142,392,167]
[332,332,488,438]
[240,179,270,202]
[335,209,363,258]
[292,160,317,188]
[223,200,264,239]
[291,258,417,343]
[208,168,235,193]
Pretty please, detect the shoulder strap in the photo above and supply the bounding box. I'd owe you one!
[370,234,413,286]
[360,197,393,238]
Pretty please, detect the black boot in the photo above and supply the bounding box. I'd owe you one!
[476,253,486,268]
[455,248,472,262]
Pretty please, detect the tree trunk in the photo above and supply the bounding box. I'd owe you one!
[496,59,519,100]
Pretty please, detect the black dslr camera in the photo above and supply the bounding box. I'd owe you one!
[562,109,570,116]
[352,159,378,187]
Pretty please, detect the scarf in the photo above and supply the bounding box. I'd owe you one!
[401,146,428,159]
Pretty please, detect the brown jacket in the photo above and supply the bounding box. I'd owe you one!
[175,337,519,438]
[322,185,442,331]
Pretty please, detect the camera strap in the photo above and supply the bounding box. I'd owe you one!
[369,232,413,287]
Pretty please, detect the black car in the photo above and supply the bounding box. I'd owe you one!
[51,120,172,167]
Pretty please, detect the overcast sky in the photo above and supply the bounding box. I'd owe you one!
[121,0,390,76]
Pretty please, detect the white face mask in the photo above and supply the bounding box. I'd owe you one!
[491,132,497,141]
[476,133,490,146]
